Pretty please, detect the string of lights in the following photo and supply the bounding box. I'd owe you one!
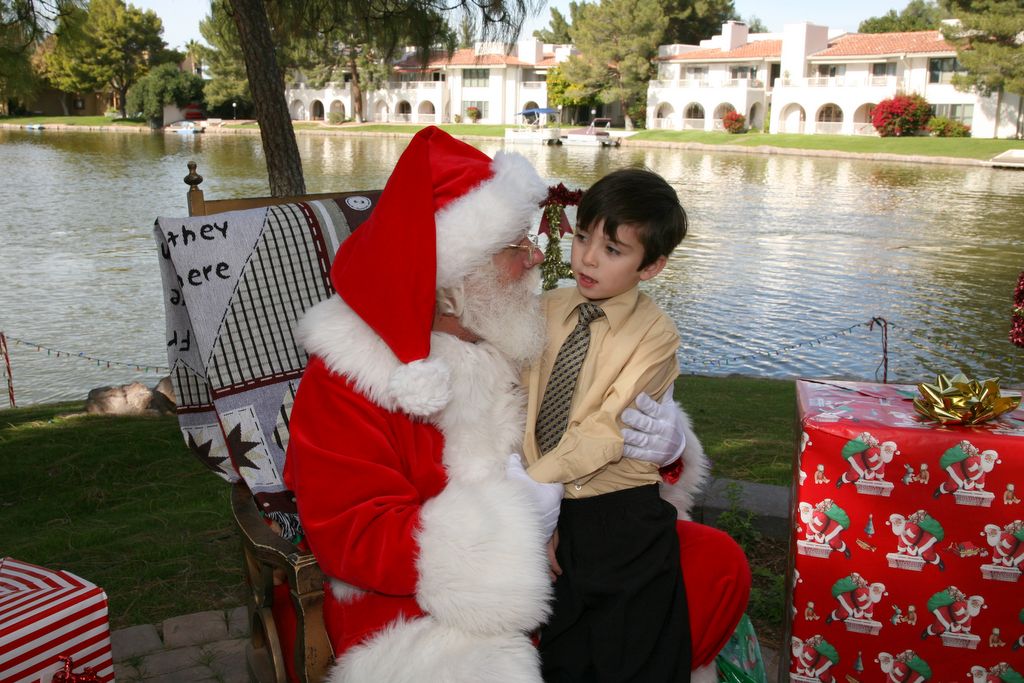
[1,333,169,374]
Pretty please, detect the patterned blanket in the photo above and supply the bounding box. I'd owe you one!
[154,193,380,541]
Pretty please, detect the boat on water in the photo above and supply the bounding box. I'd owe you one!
[561,118,621,147]
[504,107,562,145]
[24,124,45,131]
[168,121,202,135]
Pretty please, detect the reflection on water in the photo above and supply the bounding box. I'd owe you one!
[1,129,1022,405]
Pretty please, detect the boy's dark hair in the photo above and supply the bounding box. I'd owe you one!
[576,168,687,270]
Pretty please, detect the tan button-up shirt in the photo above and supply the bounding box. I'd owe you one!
[523,285,680,498]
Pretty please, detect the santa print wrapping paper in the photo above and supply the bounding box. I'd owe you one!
[0,558,113,683]
[788,380,1024,683]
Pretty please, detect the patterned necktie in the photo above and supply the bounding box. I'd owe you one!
[535,302,605,454]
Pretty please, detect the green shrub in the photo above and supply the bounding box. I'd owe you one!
[871,93,931,137]
[927,116,970,137]
[327,111,345,125]
[723,110,746,134]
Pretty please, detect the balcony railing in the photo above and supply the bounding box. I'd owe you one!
[682,117,705,131]
[778,76,904,89]
[649,77,763,90]
[815,121,843,134]
[651,118,675,130]
[390,81,440,90]
[522,81,545,89]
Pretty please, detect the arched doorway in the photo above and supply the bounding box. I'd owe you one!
[375,100,389,122]
[522,100,540,124]
[290,99,306,121]
[396,100,412,122]
[330,100,346,123]
[853,103,876,135]
[779,103,806,133]
[417,100,436,124]
[654,103,674,129]
[748,102,762,131]
[683,102,705,130]
[310,100,324,120]
[816,103,843,134]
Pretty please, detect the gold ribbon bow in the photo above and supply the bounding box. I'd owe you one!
[913,373,1021,425]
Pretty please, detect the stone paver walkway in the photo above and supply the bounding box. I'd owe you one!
[111,607,249,682]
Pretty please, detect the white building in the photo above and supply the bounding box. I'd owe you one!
[285,38,573,125]
[647,21,1024,139]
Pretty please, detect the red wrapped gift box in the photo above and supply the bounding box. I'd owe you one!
[787,380,1024,683]
[0,558,113,683]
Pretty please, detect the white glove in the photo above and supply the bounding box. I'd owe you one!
[505,454,563,539]
[621,391,686,467]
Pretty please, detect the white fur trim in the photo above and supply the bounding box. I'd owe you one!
[435,152,548,288]
[416,477,551,635]
[389,358,452,417]
[329,618,542,683]
[659,403,709,521]
[329,578,366,604]
[297,296,452,415]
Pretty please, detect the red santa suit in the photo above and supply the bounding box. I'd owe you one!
[283,127,748,683]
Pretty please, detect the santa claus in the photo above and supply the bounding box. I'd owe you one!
[284,127,748,682]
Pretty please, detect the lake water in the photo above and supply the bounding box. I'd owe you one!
[1,128,1023,406]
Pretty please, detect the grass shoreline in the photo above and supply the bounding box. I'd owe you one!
[3,116,1022,163]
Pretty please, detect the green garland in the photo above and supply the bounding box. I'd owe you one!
[540,203,574,291]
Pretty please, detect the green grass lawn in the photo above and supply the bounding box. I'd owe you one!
[1,403,243,630]
[631,129,1024,159]
[0,115,146,127]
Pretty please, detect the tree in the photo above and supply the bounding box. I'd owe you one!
[198,0,250,117]
[126,61,204,125]
[43,0,169,118]
[942,0,1024,100]
[457,9,476,48]
[663,0,737,45]
[533,4,574,43]
[744,15,768,33]
[859,0,947,33]
[225,0,532,197]
[545,64,595,122]
[1,0,81,110]
[563,0,667,129]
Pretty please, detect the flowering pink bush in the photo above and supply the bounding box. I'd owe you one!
[1011,271,1024,348]
[871,94,931,137]
[723,111,746,134]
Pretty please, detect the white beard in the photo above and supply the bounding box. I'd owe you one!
[459,263,546,367]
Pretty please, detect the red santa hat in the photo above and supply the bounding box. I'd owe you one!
[331,126,547,365]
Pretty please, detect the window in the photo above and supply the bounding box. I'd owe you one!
[685,66,707,79]
[872,62,896,77]
[931,103,973,125]
[523,69,546,83]
[463,69,490,87]
[929,58,960,84]
[730,66,755,80]
[464,101,489,119]
[816,64,845,78]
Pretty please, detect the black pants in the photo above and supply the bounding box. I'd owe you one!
[539,485,691,683]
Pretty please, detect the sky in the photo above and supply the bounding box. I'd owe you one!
[133,0,909,51]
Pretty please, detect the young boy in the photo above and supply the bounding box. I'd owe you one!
[522,167,690,682]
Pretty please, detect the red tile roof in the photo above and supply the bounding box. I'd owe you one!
[813,30,953,57]
[392,48,532,69]
[660,39,782,62]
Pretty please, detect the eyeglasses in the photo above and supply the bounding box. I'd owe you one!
[505,233,542,255]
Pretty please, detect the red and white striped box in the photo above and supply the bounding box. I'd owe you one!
[0,558,113,683]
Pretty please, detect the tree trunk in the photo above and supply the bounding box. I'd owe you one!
[59,93,69,117]
[348,53,363,123]
[228,0,306,196]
